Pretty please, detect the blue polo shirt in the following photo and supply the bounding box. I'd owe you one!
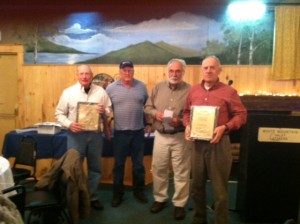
[106,79,148,131]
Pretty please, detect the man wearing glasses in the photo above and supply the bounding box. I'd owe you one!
[144,59,191,220]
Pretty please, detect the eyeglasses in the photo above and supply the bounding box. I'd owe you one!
[168,70,182,75]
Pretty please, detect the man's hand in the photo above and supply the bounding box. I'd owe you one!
[210,125,227,144]
[144,125,152,137]
[70,122,82,133]
[169,117,181,128]
[103,119,111,141]
[96,104,105,114]
[185,125,194,141]
[155,112,164,122]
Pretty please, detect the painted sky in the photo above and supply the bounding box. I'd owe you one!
[48,11,224,55]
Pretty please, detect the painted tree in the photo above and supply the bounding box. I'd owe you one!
[221,12,274,65]
[0,16,59,64]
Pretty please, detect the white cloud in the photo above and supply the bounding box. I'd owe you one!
[104,12,223,49]
[50,11,223,53]
[63,23,97,34]
[49,32,123,54]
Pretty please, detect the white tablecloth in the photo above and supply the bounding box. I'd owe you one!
[0,156,15,194]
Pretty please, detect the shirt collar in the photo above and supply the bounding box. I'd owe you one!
[116,78,136,87]
[166,80,184,90]
[77,82,93,92]
[201,79,220,90]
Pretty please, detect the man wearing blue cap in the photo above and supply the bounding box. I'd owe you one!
[106,60,150,207]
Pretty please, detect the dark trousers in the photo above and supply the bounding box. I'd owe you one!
[112,129,145,198]
[191,135,232,224]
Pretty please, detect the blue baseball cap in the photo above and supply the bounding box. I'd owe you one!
[119,60,134,69]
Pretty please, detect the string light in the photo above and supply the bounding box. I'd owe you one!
[239,91,299,97]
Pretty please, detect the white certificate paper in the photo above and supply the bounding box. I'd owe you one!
[190,106,219,141]
[76,102,100,131]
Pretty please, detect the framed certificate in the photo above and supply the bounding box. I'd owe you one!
[76,102,100,131]
[190,106,219,141]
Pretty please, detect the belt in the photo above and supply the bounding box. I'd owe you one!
[158,130,184,135]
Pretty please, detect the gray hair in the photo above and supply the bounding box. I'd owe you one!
[167,58,186,72]
[202,56,221,66]
[76,64,93,74]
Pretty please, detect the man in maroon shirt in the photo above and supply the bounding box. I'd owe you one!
[183,56,247,224]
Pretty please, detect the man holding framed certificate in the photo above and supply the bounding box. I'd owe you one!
[183,56,247,224]
[55,65,112,211]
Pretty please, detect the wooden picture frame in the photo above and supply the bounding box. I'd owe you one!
[76,102,100,131]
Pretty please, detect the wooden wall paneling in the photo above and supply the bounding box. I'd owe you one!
[0,45,24,152]
[18,64,300,129]
[43,69,60,122]
[269,79,283,94]
[184,66,201,86]
[222,66,242,92]
[2,45,24,130]
[140,66,153,88]
[247,66,258,93]
[269,79,300,95]
[253,66,270,94]
[43,66,78,122]
[240,66,254,94]
[16,48,25,129]
[133,66,151,88]
[22,65,76,126]
[296,80,300,94]
[91,64,119,80]
[23,67,44,126]
[146,65,167,93]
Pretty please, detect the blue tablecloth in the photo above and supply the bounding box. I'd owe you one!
[2,130,154,159]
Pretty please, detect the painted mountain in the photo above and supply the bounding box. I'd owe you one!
[78,41,202,65]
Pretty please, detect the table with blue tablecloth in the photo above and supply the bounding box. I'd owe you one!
[2,130,154,158]
[2,130,154,185]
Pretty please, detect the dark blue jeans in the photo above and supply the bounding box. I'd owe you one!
[113,129,145,198]
[67,131,103,201]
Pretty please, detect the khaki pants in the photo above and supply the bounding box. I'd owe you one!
[151,131,191,207]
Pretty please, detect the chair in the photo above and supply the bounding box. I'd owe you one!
[34,149,90,224]
[25,188,71,224]
[2,184,71,224]
[12,136,37,184]
[2,184,26,218]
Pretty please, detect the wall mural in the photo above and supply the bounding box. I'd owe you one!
[0,5,274,65]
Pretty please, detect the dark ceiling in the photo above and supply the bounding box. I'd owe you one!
[1,0,300,6]
[0,0,298,20]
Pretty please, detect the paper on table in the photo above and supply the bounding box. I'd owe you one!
[15,127,37,133]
